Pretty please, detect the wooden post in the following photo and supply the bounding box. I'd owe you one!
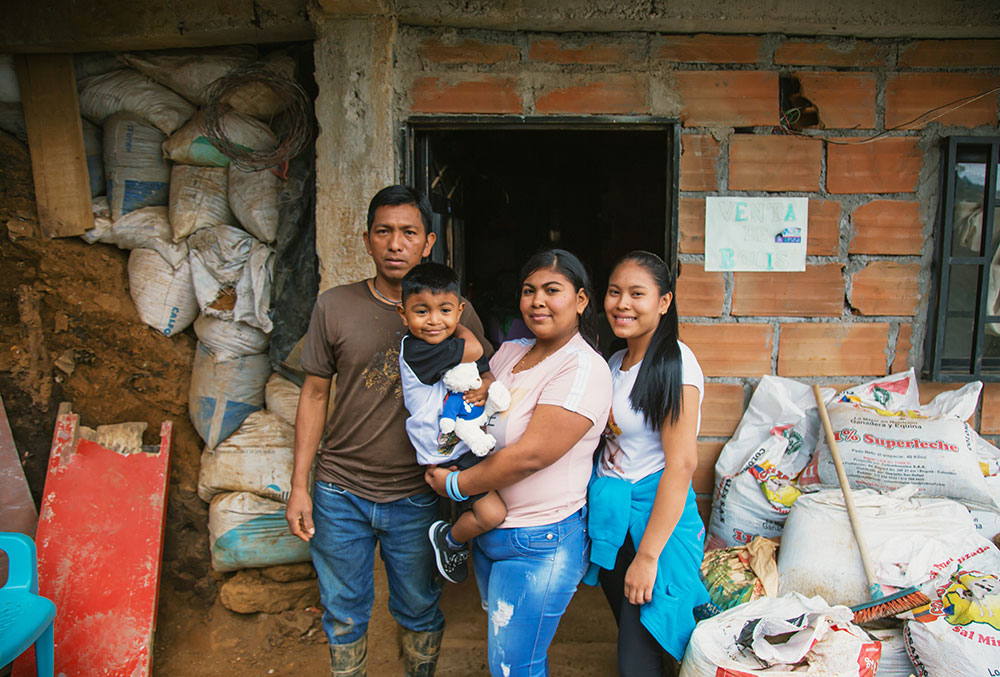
[14,54,92,238]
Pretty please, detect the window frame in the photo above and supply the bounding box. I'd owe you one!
[926,135,1000,382]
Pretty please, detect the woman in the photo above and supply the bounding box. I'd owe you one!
[587,251,710,675]
[426,249,612,677]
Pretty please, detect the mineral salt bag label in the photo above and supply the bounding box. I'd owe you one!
[807,399,998,509]
[903,538,1000,677]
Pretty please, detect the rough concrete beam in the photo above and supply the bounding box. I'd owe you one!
[312,14,397,289]
[1,0,313,54]
[390,0,1000,39]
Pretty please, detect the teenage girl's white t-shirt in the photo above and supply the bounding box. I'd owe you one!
[486,333,612,528]
[596,341,704,482]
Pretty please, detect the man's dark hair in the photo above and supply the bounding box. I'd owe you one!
[367,185,433,234]
[401,262,460,304]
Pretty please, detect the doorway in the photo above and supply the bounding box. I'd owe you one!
[405,117,677,352]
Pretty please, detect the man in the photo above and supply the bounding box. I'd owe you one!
[286,185,491,676]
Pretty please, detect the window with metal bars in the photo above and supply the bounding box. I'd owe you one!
[926,136,1000,382]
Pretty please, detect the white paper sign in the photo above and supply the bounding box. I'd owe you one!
[704,197,808,271]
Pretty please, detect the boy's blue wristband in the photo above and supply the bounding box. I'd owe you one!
[447,471,469,502]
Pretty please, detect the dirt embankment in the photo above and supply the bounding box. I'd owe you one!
[0,128,213,619]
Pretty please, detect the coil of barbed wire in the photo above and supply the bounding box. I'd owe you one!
[201,62,313,171]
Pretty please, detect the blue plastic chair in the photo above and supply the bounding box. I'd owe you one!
[0,533,56,676]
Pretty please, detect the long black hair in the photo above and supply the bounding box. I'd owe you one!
[615,251,683,430]
[519,249,598,350]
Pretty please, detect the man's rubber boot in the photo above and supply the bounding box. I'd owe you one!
[399,627,444,677]
[330,635,367,677]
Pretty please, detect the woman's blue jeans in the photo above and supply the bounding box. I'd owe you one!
[309,480,445,644]
[472,508,590,677]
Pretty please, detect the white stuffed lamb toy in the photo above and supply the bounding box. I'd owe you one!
[439,362,511,457]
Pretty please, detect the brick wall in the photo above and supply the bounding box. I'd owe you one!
[394,30,1000,520]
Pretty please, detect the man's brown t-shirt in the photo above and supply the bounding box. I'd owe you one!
[300,280,492,502]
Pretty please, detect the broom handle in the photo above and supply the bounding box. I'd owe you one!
[812,384,881,593]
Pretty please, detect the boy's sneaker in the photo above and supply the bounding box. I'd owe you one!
[428,520,469,584]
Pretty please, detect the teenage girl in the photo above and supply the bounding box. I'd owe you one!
[586,251,711,675]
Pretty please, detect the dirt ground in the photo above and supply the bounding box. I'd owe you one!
[0,129,619,675]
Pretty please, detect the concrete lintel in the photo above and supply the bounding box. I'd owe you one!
[313,14,397,289]
[313,0,393,18]
[393,0,1000,40]
[1,0,313,54]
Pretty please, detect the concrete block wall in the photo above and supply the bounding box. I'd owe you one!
[389,29,1000,518]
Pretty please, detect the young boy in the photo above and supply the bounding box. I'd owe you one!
[397,262,507,583]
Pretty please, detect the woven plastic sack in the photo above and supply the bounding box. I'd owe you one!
[162,110,276,167]
[82,205,187,269]
[122,46,256,104]
[225,51,296,120]
[0,55,19,103]
[208,491,310,572]
[188,224,274,332]
[707,375,830,549]
[169,165,233,241]
[869,628,917,677]
[81,118,105,197]
[778,486,978,607]
[229,164,280,243]
[198,410,294,503]
[902,535,1000,676]
[265,372,301,426]
[103,113,170,220]
[193,314,270,363]
[127,249,197,337]
[189,341,268,448]
[802,378,1000,510]
[79,68,195,135]
[680,593,881,677]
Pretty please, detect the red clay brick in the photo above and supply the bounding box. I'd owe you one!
[850,200,924,255]
[826,137,922,194]
[899,39,1000,69]
[701,384,746,437]
[654,34,762,64]
[534,74,647,114]
[733,264,845,317]
[418,38,519,64]
[885,73,1000,130]
[851,262,921,316]
[676,263,724,317]
[982,383,1000,434]
[892,322,913,373]
[809,200,841,256]
[729,135,822,192]
[796,72,876,130]
[679,323,774,377]
[694,441,725,493]
[774,40,885,67]
[778,323,889,377]
[679,198,705,254]
[680,134,720,191]
[527,38,640,65]
[674,70,778,127]
[410,76,521,114]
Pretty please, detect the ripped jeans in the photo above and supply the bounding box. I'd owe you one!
[472,507,589,677]
[309,480,445,644]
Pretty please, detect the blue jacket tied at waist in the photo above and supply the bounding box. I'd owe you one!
[584,470,710,661]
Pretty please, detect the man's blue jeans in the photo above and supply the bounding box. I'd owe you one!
[309,480,445,644]
[472,508,590,677]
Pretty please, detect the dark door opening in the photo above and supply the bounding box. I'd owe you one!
[406,118,677,353]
